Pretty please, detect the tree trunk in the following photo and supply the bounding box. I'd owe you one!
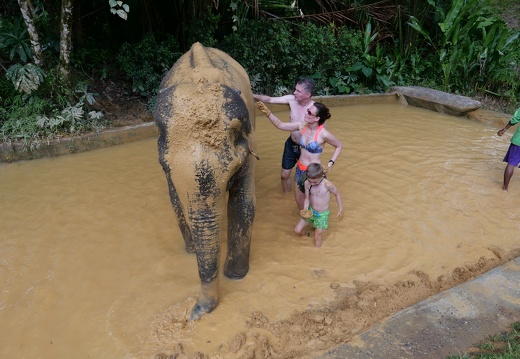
[17,0,44,66]
[59,0,73,84]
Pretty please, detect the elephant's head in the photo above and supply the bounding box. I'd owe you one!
[155,43,256,206]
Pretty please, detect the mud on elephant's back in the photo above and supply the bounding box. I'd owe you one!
[153,42,257,321]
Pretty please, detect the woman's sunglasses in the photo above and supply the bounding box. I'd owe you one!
[307,109,318,117]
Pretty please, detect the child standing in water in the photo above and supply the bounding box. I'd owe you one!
[497,107,520,191]
[295,163,343,247]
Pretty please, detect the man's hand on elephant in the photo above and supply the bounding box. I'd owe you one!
[256,101,271,117]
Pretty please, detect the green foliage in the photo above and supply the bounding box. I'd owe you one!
[220,19,295,94]
[344,23,398,92]
[409,0,520,98]
[229,1,250,32]
[398,48,441,89]
[36,101,105,135]
[220,19,364,95]
[328,70,359,94]
[1,67,107,148]
[186,10,220,47]
[2,0,519,145]
[40,67,75,108]
[117,33,182,100]
[0,19,32,62]
[0,76,16,100]
[71,47,114,80]
[109,0,130,20]
[294,23,363,94]
[446,321,520,358]
[6,63,46,94]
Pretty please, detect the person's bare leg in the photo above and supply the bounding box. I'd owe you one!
[294,218,308,235]
[314,229,324,247]
[294,186,305,210]
[281,168,292,193]
[503,164,515,191]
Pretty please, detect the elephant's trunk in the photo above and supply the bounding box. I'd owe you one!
[187,194,226,321]
[190,209,222,284]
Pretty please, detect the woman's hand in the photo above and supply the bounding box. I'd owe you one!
[256,101,271,117]
[326,162,333,174]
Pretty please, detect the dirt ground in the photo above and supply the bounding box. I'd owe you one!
[150,249,520,359]
[501,3,519,29]
[90,79,154,128]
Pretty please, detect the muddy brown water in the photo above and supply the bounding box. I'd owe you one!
[1,103,519,358]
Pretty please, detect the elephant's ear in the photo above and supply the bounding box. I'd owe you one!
[221,85,252,134]
[154,85,176,128]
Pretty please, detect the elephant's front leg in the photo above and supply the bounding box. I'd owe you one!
[188,197,224,321]
[225,163,256,279]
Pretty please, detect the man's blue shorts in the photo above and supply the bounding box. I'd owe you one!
[503,143,520,167]
[281,136,301,170]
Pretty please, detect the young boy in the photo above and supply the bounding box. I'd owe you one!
[497,107,520,191]
[294,163,343,247]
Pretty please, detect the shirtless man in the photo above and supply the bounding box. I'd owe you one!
[253,78,315,193]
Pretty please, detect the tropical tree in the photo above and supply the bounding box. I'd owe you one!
[59,0,73,84]
[16,0,43,66]
[409,0,520,95]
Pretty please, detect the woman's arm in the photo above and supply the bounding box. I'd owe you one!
[323,131,343,172]
[256,101,301,132]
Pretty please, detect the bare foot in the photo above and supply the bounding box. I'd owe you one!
[314,239,322,247]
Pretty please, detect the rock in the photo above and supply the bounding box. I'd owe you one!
[391,86,481,116]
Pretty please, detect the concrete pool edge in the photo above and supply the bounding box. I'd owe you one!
[319,256,520,359]
[0,92,513,163]
[0,122,158,163]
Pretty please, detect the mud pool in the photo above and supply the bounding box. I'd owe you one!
[1,103,519,358]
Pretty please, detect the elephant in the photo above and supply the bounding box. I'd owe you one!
[153,42,258,321]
